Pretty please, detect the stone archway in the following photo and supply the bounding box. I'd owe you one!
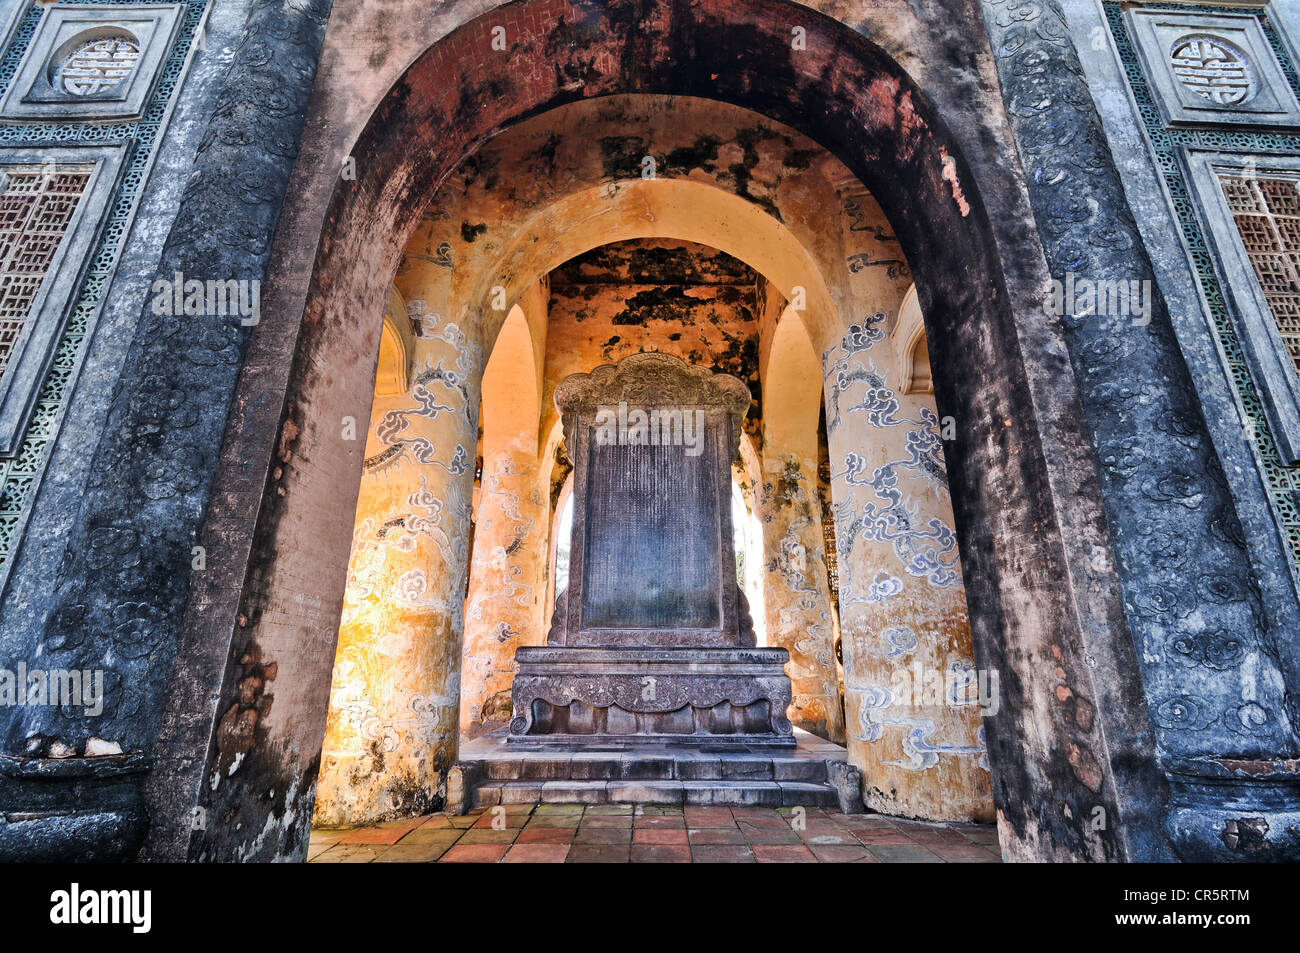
[138,0,1166,862]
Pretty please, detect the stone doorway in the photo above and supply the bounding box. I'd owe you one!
[149,0,1163,863]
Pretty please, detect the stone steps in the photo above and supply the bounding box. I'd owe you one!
[450,728,863,813]
[473,779,841,809]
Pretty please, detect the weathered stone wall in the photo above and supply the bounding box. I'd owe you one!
[5,0,1250,861]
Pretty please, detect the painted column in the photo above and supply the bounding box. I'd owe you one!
[459,445,548,738]
[822,317,993,821]
[758,451,845,742]
[313,318,479,825]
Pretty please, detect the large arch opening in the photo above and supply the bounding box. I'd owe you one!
[171,0,1151,863]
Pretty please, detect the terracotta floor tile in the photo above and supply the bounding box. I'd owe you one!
[691,844,755,863]
[374,842,454,862]
[504,844,570,863]
[439,844,510,863]
[576,826,631,845]
[798,826,856,845]
[752,844,817,863]
[516,826,576,844]
[822,813,867,827]
[567,846,631,863]
[397,826,463,845]
[852,830,916,846]
[688,827,747,845]
[311,845,387,863]
[683,807,736,828]
[810,845,878,863]
[633,828,689,845]
[634,814,685,829]
[472,812,526,829]
[933,844,1002,863]
[630,845,691,863]
[458,828,520,845]
[338,827,407,846]
[866,844,945,863]
[741,827,802,845]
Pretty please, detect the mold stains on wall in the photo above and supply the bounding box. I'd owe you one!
[820,272,993,820]
[545,242,761,435]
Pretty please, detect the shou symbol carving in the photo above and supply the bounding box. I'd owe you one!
[57,36,142,96]
[1171,34,1257,106]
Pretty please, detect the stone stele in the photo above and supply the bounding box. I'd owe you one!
[508,352,794,746]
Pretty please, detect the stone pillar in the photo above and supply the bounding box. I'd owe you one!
[313,318,478,824]
[982,0,1299,858]
[460,446,548,738]
[0,0,332,862]
[822,322,993,822]
[758,451,845,742]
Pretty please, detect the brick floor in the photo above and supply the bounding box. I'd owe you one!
[309,805,1002,863]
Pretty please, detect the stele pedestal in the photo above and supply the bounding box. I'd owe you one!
[508,352,794,746]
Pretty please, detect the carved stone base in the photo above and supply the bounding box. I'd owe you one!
[1163,758,1300,861]
[0,752,152,862]
[508,647,795,747]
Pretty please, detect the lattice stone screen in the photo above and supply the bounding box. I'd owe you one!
[0,168,90,375]
[1219,173,1300,375]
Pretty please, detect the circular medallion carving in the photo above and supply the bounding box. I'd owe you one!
[57,35,141,96]
[1170,34,1257,107]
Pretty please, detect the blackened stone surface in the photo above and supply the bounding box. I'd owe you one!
[548,353,754,648]
[0,0,333,861]
[509,646,795,745]
[0,752,151,862]
[582,440,719,629]
[982,0,1298,857]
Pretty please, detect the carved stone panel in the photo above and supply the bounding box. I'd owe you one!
[550,352,754,648]
[581,438,720,630]
[0,4,184,122]
[0,145,128,456]
[1126,9,1300,129]
[509,353,792,745]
